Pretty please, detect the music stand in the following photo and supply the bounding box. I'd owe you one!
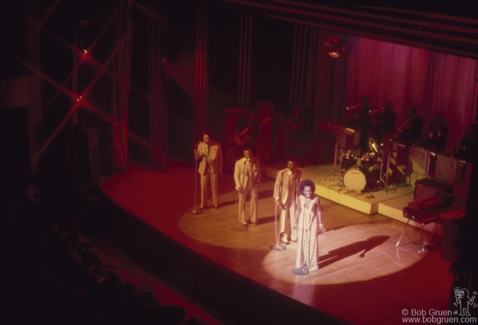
[373,141,391,193]
[325,135,342,184]
[319,121,347,185]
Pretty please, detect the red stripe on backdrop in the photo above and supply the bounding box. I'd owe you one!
[149,0,168,173]
[112,0,132,168]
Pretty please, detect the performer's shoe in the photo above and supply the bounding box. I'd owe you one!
[214,205,219,209]
[248,222,258,226]
[281,234,289,244]
[290,237,297,243]
[233,224,248,231]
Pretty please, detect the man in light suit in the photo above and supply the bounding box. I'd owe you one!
[274,157,302,244]
[194,131,223,209]
[234,146,261,231]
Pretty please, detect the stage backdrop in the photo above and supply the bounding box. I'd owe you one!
[345,36,478,155]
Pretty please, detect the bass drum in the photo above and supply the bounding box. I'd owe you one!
[343,166,379,192]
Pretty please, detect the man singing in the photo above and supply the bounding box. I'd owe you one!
[194,131,223,209]
[273,157,302,244]
[233,147,261,231]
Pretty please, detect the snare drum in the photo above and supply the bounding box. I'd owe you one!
[341,150,357,171]
[341,158,356,172]
[343,166,379,191]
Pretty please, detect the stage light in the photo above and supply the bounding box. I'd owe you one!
[321,36,346,58]
[73,46,98,67]
[327,51,342,58]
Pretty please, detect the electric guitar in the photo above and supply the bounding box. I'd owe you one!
[234,117,271,147]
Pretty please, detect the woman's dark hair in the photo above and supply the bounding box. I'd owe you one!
[298,179,316,195]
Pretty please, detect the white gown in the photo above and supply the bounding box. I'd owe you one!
[295,194,320,271]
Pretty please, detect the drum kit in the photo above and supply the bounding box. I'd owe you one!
[319,119,395,193]
[336,136,392,193]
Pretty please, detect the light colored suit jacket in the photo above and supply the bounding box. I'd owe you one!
[234,156,261,190]
[196,141,223,175]
[273,168,302,204]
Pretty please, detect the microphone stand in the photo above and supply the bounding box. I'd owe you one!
[190,146,203,215]
[272,201,286,251]
[374,142,391,194]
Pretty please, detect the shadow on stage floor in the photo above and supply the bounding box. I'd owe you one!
[87,162,453,325]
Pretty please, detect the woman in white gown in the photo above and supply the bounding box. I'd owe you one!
[293,179,325,273]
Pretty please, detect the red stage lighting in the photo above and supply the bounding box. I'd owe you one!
[321,36,346,58]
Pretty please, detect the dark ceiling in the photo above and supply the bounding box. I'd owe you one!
[213,0,478,59]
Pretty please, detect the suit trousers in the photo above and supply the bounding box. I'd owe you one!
[200,166,218,208]
[279,201,297,240]
[238,185,258,225]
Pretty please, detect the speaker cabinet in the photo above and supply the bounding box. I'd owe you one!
[256,101,273,164]
[408,146,431,175]
[414,178,454,201]
[223,144,241,173]
[435,154,459,184]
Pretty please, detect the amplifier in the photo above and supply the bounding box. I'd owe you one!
[223,144,241,173]
[414,178,454,201]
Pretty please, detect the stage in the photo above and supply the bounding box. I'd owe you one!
[263,161,453,234]
[95,162,455,325]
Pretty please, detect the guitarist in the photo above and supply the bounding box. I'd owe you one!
[234,112,264,148]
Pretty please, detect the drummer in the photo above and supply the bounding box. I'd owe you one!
[344,95,373,157]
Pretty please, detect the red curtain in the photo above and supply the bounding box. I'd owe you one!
[112,0,132,168]
[149,1,168,173]
[345,36,478,155]
[309,29,348,130]
[194,0,208,141]
[423,52,478,149]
